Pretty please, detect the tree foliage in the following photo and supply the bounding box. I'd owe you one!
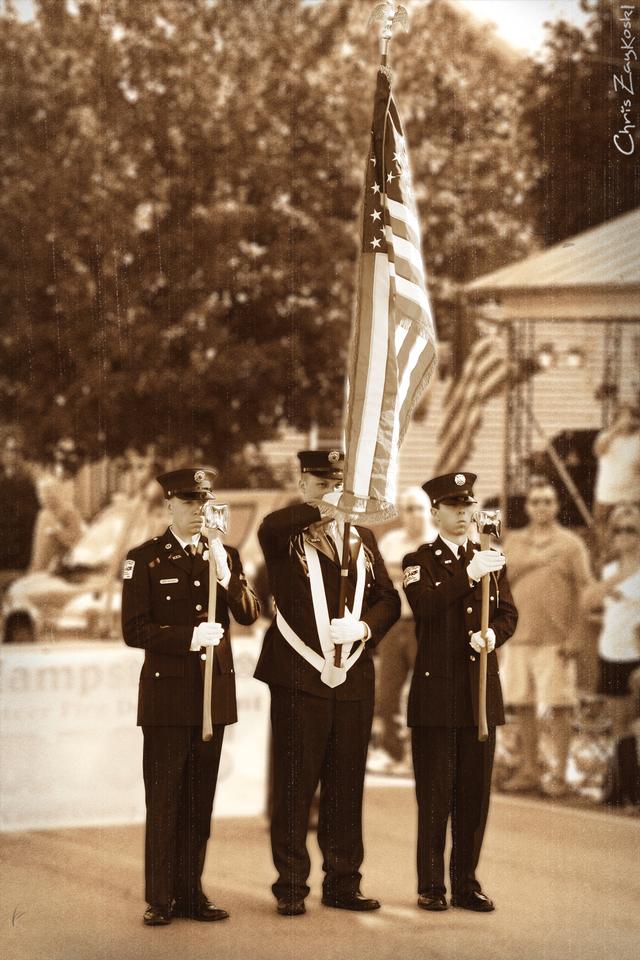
[523,0,640,246]
[0,0,537,469]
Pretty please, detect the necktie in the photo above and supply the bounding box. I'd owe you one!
[185,543,196,558]
[325,531,341,565]
[457,544,466,569]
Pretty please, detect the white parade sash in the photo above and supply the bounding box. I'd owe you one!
[275,536,367,688]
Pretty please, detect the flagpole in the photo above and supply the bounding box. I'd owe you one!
[334,2,409,669]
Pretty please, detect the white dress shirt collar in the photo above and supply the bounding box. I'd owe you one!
[439,534,468,558]
[170,526,200,551]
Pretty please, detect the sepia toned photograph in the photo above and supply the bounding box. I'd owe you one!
[1,1,638,958]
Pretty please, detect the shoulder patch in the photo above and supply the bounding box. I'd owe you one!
[404,565,421,586]
[122,559,135,580]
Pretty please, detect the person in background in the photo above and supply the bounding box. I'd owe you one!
[0,435,39,589]
[29,476,85,572]
[371,486,437,773]
[604,666,640,809]
[593,404,640,533]
[501,478,593,797]
[119,447,159,499]
[582,505,640,741]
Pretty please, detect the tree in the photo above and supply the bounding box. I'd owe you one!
[0,0,537,471]
[523,0,639,246]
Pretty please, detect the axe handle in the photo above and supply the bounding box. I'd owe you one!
[478,532,491,742]
[202,536,218,742]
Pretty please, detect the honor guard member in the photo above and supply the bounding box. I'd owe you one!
[255,450,400,917]
[122,468,260,926]
[402,473,517,913]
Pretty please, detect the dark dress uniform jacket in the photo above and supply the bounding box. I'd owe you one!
[254,503,400,699]
[122,527,260,726]
[403,536,517,727]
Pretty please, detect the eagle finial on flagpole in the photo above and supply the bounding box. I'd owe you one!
[368,2,409,64]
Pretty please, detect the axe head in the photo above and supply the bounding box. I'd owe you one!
[473,508,502,540]
[202,501,230,535]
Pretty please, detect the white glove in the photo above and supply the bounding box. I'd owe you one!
[191,622,224,650]
[467,550,505,581]
[469,628,496,653]
[330,608,367,644]
[210,537,231,584]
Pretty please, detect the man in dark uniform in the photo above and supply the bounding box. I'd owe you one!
[402,472,517,913]
[122,468,260,926]
[255,450,400,916]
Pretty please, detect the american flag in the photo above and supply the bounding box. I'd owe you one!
[340,68,437,524]
[434,336,509,475]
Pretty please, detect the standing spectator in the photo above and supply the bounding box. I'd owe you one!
[29,477,86,573]
[582,505,640,740]
[501,479,593,796]
[604,666,640,809]
[0,435,39,587]
[119,447,159,499]
[372,487,437,772]
[593,404,640,530]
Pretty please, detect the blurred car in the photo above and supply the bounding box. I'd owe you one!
[2,489,289,644]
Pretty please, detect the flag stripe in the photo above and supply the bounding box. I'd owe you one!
[398,334,432,422]
[394,274,432,317]
[386,198,422,247]
[387,231,426,281]
[435,336,508,474]
[399,339,437,437]
[350,254,392,497]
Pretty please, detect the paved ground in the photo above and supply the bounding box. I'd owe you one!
[2,786,638,960]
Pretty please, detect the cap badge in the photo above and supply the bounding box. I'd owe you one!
[194,470,205,483]
[328,450,341,464]
[455,474,466,486]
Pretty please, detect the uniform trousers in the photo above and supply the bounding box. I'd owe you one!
[411,726,496,898]
[142,724,224,912]
[269,685,374,901]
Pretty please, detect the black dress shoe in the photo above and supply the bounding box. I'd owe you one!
[277,898,306,916]
[451,891,495,912]
[143,905,171,926]
[173,899,229,921]
[417,894,448,911]
[321,892,381,911]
